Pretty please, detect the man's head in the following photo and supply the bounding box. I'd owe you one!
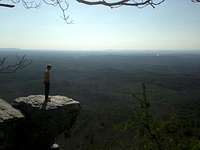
[46,64,52,70]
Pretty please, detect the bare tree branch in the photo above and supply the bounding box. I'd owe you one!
[192,0,200,2]
[76,0,165,8]
[0,0,199,9]
[131,83,162,150]
[0,0,199,22]
[0,3,15,7]
[0,55,32,73]
[0,0,72,23]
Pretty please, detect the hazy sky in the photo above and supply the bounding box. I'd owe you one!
[0,0,200,51]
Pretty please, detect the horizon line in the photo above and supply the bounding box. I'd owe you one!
[0,48,200,52]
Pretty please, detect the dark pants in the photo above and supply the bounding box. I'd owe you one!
[44,82,50,101]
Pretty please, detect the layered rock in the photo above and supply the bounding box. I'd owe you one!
[12,95,80,150]
[0,98,24,150]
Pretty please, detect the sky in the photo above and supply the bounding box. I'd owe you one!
[0,0,200,51]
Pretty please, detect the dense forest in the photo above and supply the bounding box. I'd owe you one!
[1,50,200,149]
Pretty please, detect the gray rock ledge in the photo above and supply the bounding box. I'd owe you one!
[0,98,24,150]
[0,98,24,123]
[13,95,79,111]
[12,95,80,150]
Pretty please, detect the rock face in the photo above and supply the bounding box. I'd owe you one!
[0,99,24,150]
[0,98,24,123]
[12,95,80,150]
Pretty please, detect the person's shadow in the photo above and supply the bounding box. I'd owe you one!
[41,100,48,109]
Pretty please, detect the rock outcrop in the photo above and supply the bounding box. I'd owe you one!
[0,98,24,150]
[0,95,80,150]
[12,95,80,150]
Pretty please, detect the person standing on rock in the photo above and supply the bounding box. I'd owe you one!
[43,64,52,102]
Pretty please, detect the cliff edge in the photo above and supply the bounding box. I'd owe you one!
[0,99,24,150]
[0,95,80,150]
